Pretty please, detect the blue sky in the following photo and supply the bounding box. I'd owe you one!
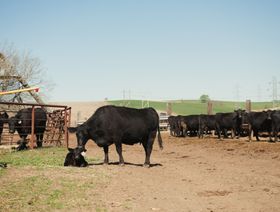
[0,0,279,102]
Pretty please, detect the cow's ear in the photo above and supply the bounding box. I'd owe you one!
[68,148,74,152]
[68,127,77,133]
[3,112,9,119]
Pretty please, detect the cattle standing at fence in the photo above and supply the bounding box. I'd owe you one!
[8,108,47,150]
[198,114,216,138]
[68,105,163,167]
[0,111,9,144]
[215,109,245,140]
[180,115,200,137]
[168,116,180,136]
[272,110,280,142]
[246,110,274,142]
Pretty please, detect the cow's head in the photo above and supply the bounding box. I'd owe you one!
[68,124,89,156]
[8,117,21,134]
[0,111,9,122]
[234,109,245,119]
[64,148,88,167]
[264,110,275,120]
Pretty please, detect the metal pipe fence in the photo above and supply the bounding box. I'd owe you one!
[0,101,71,148]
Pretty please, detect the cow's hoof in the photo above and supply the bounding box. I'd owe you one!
[143,164,150,168]
[80,163,88,167]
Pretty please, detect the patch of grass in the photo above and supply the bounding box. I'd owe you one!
[1,173,93,211]
[108,99,274,115]
[0,147,100,168]
[0,147,66,168]
[0,147,108,211]
[96,207,108,212]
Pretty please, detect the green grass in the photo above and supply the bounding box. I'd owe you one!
[0,147,66,168]
[108,99,275,115]
[0,147,99,168]
[0,147,107,211]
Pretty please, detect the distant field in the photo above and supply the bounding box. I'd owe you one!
[108,100,275,115]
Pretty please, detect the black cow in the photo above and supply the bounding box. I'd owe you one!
[8,108,47,150]
[246,110,274,141]
[180,115,200,137]
[272,110,280,142]
[198,114,216,138]
[68,105,163,167]
[0,111,9,144]
[64,148,88,167]
[215,109,245,140]
[168,116,179,136]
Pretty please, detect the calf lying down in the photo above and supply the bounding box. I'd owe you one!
[64,148,88,167]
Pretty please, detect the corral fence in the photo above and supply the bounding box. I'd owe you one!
[0,101,71,148]
[159,112,169,131]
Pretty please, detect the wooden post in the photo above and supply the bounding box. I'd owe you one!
[207,101,213,115]
[246,100,251,112]
[166,102,172,116]
[31,106,35,149]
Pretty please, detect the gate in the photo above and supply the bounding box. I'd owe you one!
[0,101,71,148]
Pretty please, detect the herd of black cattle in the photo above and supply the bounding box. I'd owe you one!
[0,105,280,167]
[168,109,280,142]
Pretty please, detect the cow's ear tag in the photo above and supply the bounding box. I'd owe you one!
[81,151,86,157]
[18,120,22,124]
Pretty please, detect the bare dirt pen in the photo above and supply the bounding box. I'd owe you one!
[1,133,280,211]
[75,133,280,212]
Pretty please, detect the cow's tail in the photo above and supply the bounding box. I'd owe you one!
[157,124,163,150]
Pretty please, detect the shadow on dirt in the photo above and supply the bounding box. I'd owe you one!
[88,161,162,167]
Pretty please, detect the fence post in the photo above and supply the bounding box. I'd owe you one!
[207,101,213,115]
[166,102,172,116]
[31,106,35,149]
[246,100,251,112]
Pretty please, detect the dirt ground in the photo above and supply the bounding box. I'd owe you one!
[67,132,280,212]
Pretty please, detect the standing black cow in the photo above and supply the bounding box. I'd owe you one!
[246,110,274,142]
[68,105,163,167]
[0,111,9,144]
[180,115,200,137]
[168,116,179,136]
[215,109,245,140]
[8,108,47,150]
[272,110,280,142]
[198,114,216,138]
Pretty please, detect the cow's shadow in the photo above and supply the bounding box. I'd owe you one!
[88,161,162,168]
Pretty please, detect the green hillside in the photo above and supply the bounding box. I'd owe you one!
[108,100,275,115]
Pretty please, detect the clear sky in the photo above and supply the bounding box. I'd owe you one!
[0,0,279,102]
